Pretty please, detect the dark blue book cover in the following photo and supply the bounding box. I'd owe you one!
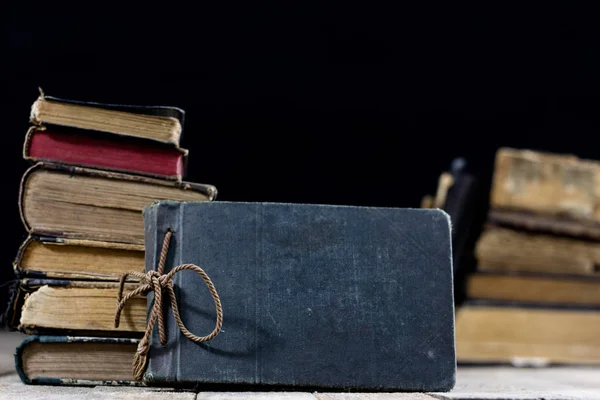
[139,201,456,391]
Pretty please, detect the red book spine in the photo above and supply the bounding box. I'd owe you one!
[27,129,185,179]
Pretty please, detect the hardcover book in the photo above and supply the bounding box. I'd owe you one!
[14,235,144,281]
[24,127,188,180]
[455,301,600,365]
[30,93,185,146]
[489,147,600,239]
[135,201,456,391]
[7,278,145,335]
[476,225,600,275]
[15,335,139,385]
[465,272,600,307]
[19,163,217,245]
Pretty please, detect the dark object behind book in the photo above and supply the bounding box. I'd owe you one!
[423,158,487,306]
[141,201,456,391]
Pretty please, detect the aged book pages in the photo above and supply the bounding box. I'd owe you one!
[491,147,600,223]
[16,336,138,384]
[17,280,145,334]
[476,226,600,275]
[456,304,600,365]
[31,96,183,146]
[466,273,600,306]
[15,236,145,280]
[20,163,215,245]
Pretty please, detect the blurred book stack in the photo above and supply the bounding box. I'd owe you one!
[4,91,217,384]
[456,147,600,365]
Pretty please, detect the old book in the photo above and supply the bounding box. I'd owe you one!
[466,272,600,306]
[19,163,217,245]
[14,235,144,280]
[490,147,600,237]
[488,207,600,239]
[15,335,138,385]
[24,127,188,180]
[138,201,456,391]
[30,93,184,146]
[10,279,145,335]
[455,302,600,365]
[476,225,600,275]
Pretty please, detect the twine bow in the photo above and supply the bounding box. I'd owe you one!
[114,230,223,381]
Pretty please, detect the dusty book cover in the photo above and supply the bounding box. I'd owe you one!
[139,201,456,391]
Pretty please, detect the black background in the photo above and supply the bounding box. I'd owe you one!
[1,5,599,292]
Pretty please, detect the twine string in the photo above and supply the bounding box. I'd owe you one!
[114,230,223,381]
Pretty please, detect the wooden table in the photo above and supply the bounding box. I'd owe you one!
[1,332,598,399]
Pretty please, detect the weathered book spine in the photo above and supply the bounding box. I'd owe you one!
[12,235,35,278]
[141,201,179,385]
[15,335,142,386]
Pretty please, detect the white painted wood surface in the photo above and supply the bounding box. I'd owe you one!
[1,332,599,399]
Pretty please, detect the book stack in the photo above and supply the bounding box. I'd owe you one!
[456,147,600,365]
[6,92,217,384]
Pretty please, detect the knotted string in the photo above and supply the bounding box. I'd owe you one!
[114,230,223,381]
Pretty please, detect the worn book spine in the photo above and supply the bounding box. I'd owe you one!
[15,335,141,386]
[23,127,188,181]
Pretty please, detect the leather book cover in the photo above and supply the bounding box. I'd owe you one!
[139,201,456,391]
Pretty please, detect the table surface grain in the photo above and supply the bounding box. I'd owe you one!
[1,332,598,400]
